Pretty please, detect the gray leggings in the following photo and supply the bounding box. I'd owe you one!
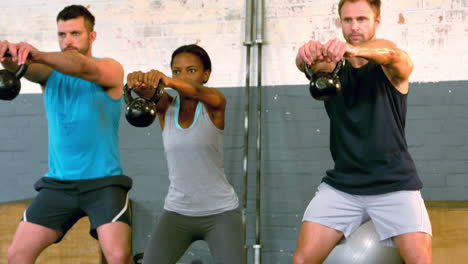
[142,209,245,264]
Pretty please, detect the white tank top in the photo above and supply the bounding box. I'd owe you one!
[162,96,239,216]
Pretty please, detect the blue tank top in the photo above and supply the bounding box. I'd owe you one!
[44,70,123,180]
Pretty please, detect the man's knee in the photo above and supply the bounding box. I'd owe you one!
[292,250,322,264]
[103,248,132,264]
[401,250,432,264]
[407,255,432,264]
[292,252,305,264]
[394,232,432,264]
[7,246,20,262]
[7,245,36,264]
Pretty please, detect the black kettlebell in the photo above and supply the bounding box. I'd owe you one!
[304,59,345,100]
[123,84,164,127]
[0,51,28,100]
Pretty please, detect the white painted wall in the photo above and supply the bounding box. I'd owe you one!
[1,0,467,94]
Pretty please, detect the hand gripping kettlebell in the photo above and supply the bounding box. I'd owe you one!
[123,84,164,127]
[304,59,345,101]
[0,51,28,100]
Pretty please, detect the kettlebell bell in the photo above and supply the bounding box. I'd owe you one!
[0,51,28,100]
[304,59,345,100]
[123,84,164,127]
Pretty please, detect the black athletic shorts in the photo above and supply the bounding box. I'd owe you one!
[22,175,132,242]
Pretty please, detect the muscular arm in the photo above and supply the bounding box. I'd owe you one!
[1,56,52,88]
[348,39,413,94]
[2,42,123,97]
[33,51,124,98]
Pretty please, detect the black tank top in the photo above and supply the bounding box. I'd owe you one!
[322,61,422,194]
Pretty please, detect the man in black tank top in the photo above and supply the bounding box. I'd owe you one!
[292,1,432,264]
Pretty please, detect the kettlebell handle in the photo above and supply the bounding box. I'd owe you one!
[303,58,345,79]
[123,83,164,104]
[332,59,345,76]
[123,84,134,105]
[304,63,313,80]
[3,50,29,79]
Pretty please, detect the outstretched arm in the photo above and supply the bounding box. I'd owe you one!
[165,77,226,110]
[128,70,226,111]
[346,39,413,93]
[1,41,52,87]
[1,41,123,98]
[127,69,226,130]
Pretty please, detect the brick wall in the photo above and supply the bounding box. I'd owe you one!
[1,0,467,93]
[1,0,467,263]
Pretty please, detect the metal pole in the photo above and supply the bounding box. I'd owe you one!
[242,0,254,263]
[253,0,263,263]
[254,44,263,264]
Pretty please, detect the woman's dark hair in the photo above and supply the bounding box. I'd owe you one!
[57,5,95,32]
[170,44,212,71]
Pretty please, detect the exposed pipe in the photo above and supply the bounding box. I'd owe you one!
[242,0,254,263]
[253,0,264,264]
[255,0,264,45]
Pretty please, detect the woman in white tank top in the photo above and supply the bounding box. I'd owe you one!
[127,44,244,264]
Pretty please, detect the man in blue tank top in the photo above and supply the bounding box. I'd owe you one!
[0,5,132,264]
[293,1,432,264]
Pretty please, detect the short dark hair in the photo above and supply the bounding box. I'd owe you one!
[338,0,381,18]
[56,5,95,32]
[170,44,212,72]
